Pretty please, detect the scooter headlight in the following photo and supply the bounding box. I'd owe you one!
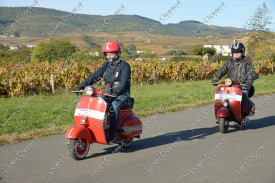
[81,117,86,124]
[84,86,94,96]
[223,101,229,107]
[225,78,232,86]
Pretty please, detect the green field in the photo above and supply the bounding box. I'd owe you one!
[0,74,274,145]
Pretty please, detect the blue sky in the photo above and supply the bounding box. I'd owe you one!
[0,0,274,29]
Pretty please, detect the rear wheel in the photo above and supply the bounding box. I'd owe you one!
[219,118,228,133]
[120,137,134,148]
[68,138,90,160]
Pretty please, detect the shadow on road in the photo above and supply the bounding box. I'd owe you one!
[246,115,275,130]
[86,116,275,158]
[86,125,219,158]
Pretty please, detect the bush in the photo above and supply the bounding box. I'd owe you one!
[166,50,186,56]
[191,58,203,62]
[138,52,157,58]
[83,35,100,48]
[208,55,231,62]
[0,54,272,96]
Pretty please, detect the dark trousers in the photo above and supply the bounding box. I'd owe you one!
[241,88,250,116]
[109,94,128,140]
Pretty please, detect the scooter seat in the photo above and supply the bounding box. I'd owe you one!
[248,85,255,98]
[121,97,134,109]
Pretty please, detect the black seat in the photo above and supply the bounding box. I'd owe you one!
[121,97,134,109]
[248,85,255,98]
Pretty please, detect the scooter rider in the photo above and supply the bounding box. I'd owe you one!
[75,41,131,144]
[211,42,259,120]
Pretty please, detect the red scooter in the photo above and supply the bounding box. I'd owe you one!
[65,83,142,160]
[213,78,255,133]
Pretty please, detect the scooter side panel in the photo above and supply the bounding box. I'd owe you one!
[118,109,142,138]
[244,99,253,116]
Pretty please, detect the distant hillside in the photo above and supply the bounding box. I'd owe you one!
[0,7,245,37]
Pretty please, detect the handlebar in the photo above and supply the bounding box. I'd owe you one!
[104,93,117,98]
[212,81,241,86]
[71,90,84,93]
[71,87,118,98]
[219,81,240,85]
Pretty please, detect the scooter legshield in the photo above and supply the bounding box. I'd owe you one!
[215,86,242,122]
[74,96,108,144]
[216,107,230,118]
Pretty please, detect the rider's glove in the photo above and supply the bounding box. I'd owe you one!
[75,85,85,96]
[110,92,118,98]
[211,79,219,86]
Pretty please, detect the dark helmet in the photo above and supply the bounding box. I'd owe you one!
[231,42,245,55]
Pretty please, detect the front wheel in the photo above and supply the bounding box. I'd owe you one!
[120,137,134,148]
[68,138,90,160]
[219,118,229,133]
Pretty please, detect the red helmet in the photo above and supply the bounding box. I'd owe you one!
[102,41,121,56]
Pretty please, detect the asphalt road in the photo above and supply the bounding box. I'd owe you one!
[0,94,275,183]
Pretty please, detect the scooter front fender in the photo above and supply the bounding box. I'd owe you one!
[216,108,230,118]
[65,125,93,144]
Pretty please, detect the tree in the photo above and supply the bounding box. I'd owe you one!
[14,31,20,37]
[248,2,272,32]
[126,44,137,59]
[192,46,204,57]
[31,38,77,62]
[202,47,216,56]
[271,52,275,73]
[192,46,216,57]
[246,2,273,59]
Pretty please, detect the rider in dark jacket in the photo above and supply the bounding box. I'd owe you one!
[75,41,131,144]
[211,42,259,119]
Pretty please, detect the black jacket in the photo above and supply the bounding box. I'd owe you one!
[80,59,131,95]
[213,56,259,89]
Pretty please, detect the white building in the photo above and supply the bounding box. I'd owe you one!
[27,44,36,48]
[136,50,154,54]
[9,45,19,50]
[88,52,99,56]
[204,44,231,56]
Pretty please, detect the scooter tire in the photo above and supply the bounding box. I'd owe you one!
[68,138,90,160]
[120,137,134,148]
[219,118,228,133]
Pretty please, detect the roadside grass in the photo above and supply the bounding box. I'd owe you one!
[0,74,274,145]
